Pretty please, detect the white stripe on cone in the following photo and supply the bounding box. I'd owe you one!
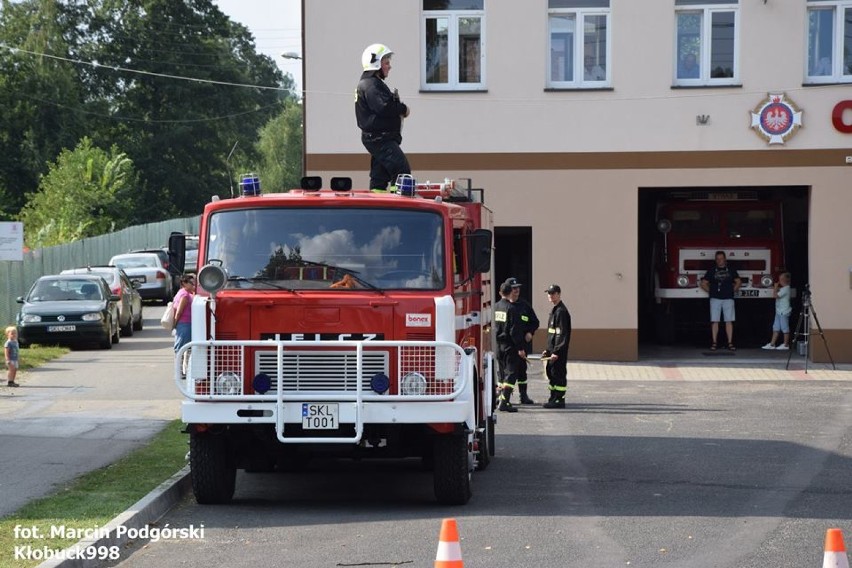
[435,540,463,561]
[823,551,850,568]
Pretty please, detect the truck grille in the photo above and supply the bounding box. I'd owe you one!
[256,350,388,392]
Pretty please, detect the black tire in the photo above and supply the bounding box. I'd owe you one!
[476,420,491,471]
[120,312,134,337]
[111,317,120,344]
[133,308,144,331]
[190,431,236,504]
[433,434,472,505]
[487,416,496,457]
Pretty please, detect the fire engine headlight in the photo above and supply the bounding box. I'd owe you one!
[401,372,427,396]
[252,373,271,394]
[760,275,774,288]
[198,264,227,297]
[676,275,689,288]
[214,372,241,395]
[370,373,390,394]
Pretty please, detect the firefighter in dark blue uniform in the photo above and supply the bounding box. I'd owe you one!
[542,284,571,409]
[494,281,526,412]
[355,43,411,191]
[504,277,539,404]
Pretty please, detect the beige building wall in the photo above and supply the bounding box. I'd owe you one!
[303,1,852,361]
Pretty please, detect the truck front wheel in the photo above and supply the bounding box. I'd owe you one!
[433,434,472,505]
[190,431,236,504]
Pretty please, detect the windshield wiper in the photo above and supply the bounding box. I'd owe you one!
[227,276,295,292]
[292,260,385,293]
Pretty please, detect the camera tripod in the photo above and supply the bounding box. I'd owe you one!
[785,286,836,373]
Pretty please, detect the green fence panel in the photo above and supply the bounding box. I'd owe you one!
[0,216,200,326]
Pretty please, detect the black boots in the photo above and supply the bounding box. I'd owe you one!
[542,399,565,409]
[498,386,518,412]
[518,383,535,405]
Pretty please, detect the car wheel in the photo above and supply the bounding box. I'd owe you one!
[133,307,144,331]
[111,316,120,344]
[120,311,134,337]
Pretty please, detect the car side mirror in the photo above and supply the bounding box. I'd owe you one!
[16,296,23,303]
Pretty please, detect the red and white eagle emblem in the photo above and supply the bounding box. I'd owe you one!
[750,93,803,145]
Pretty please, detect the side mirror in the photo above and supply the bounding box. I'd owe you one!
[467,228,492,274]
[16,296,24,304]
[168,232,186,275]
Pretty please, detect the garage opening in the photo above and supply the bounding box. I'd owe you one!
[637,186,809,351]
[494,227,533,304]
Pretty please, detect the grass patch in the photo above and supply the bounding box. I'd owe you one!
[18,345,69,371]
[0,420,187,568]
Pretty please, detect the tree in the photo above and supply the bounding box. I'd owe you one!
[248,101,303,193]
[0,0,88,212]
[19,137,139,248]
[85,0,291,218]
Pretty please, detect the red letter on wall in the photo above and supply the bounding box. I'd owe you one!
[832,100,852,133]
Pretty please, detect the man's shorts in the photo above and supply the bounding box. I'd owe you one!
[709,298,735,322]
[773,313,790,333]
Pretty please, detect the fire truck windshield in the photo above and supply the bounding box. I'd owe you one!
[205,207,446,290]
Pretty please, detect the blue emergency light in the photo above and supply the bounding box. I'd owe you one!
[240,173,261,196]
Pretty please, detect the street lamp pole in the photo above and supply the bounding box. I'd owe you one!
[280,52,305,179]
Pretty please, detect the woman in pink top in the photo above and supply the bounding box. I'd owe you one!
[173,274,196,375]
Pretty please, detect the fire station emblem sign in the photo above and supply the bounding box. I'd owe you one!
[750,93,803,145]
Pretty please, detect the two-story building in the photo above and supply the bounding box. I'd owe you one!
[298,0,852,362]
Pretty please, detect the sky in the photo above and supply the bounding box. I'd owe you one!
[213,0,303,94]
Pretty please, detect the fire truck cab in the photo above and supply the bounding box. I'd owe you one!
[169,176,496,505]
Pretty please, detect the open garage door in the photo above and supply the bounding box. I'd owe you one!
[637,186,809,351]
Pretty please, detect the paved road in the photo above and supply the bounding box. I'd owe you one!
[112,369,852,568]
[0,306,179,517]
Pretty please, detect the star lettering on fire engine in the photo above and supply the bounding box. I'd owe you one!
[750,92,803,145]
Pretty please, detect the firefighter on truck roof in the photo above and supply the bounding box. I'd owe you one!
[355,43,411,191]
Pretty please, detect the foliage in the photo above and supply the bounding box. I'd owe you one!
[19,137,139,248]
[0,0,301,239]
[249,100,303,193]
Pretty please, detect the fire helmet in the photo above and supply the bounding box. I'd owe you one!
[362,44,393,71]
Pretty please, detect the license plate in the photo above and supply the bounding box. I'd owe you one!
[47,325,76,332]
[131,276,146,284]
[301,403,338,429]
[737,289,759,297]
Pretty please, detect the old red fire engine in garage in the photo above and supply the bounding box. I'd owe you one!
[169,175,496,505]
[652,190,788,343]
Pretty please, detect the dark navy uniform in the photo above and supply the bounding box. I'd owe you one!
[494,295,525,412]
[355,73,410,190]
[543,293,571,408]
[513,297,539,404]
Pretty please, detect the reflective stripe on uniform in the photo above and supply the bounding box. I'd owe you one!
[548,385,568,392]
[495,311,507,322]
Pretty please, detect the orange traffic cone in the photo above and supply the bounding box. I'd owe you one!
[823,528,850,568]
[434,518,463,568]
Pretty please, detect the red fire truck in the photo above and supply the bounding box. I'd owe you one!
[169,176,496,505]
[652,190,788,342]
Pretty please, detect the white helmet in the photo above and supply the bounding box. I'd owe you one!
[362,44,393,71]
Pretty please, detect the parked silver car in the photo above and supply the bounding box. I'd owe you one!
[109,253,173,304]
[61,266,143,335]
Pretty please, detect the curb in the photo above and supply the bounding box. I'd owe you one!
[37,466,191,568]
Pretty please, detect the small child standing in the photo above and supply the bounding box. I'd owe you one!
[762,272,792,350]
[5,325,20,387]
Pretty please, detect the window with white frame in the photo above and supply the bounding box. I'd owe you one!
[421,0,485,91]
[805,0,852,83]
[674,0,739,86]
[547,0,611,88]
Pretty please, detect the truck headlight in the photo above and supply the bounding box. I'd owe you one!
[215,372,241,395]
[760,275,774,288]
[401,372,427,396]
[676,275,689,288]
[198,264,227,297]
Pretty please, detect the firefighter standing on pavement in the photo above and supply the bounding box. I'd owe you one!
[494,280,527,412]
[355,43,411,191]
[504,277,539,405]
[542,284,571,409]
